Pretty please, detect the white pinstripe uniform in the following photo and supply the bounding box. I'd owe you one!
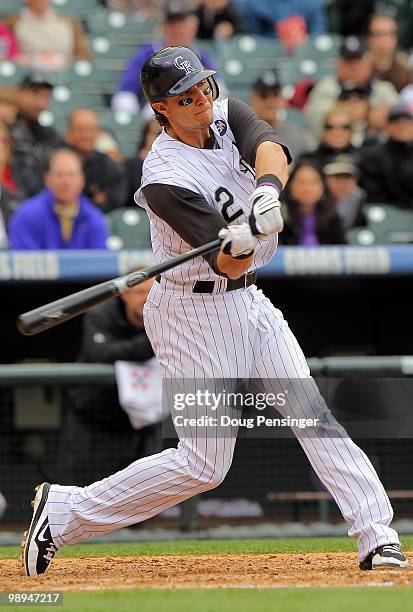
[46,99,400,561]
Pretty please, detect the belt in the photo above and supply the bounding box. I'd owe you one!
[155,270,257,294]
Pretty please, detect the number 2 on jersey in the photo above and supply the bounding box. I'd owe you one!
[215,187,243,223]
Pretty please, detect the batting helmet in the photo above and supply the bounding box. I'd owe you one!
[141,46,219,104]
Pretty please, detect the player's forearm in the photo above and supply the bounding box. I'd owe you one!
[255,141,289,187]
[216,251,254,279]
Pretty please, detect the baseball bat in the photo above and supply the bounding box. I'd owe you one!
[17,238,222,336]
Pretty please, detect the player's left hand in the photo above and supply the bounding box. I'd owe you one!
[249,186,284,235]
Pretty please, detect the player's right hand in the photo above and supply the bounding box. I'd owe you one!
[218,223,258,259]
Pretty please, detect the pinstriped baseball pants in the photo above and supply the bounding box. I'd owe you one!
[47,284,399,560]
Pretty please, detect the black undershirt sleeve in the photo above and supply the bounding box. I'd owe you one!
[227,98,292,168]
[143,183,228,277]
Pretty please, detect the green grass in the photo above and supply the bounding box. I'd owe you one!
[1,535,413,560]
[11,588,413,612]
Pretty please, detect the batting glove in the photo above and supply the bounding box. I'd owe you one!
[218,223,258,259]
[249,186,284,235]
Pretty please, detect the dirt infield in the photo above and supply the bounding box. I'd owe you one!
[1,553,412,590]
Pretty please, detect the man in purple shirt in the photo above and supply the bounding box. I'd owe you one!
[112,2,219,115]
[8,148,108,250]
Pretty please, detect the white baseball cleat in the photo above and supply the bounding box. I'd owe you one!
[359,543,409,570]
[21,483,57,577]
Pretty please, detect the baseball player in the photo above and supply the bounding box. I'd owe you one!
[22,47,408,576]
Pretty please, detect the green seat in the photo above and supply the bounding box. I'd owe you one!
[52,87,106,111]
[193,39,219,62]
[0,0,24,16]
[51,0,99,18]
[87,9,157,35]
[363,204,413,244]
[284,107,309,129]
[99,107,141,132]
[0,61,25,85]
[294,34,341,61]
[217,34,286,89]
[105,207,151,250]
[55,60,122,94]
[89,35,137,62]
[345,227,376,246]
[218,34,285,60]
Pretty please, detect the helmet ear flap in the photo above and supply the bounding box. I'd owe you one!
[208,76,219,101]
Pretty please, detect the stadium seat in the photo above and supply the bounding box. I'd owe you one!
[294,34,341,61]
[0,0,24,16]
[363,204,413,244]
[98,108,142,151]
[86,9,157,36]
[55,60,122,95]
[105,207,151,250]
[217,35,286,89]
[51,0,99,18]
[218,34,284,60]
[193,39,219,62]
[90,35,137,61]
[345,227,376,246]
[0,61,25,85]
[346,204,413,245]
[52,87,106,112]
[283,107,309,129]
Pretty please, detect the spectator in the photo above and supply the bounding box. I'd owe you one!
[365,13,413,93]
[5,0,92,71]
[8,148,108,249]
[323,154,367,230]
[0,122,21,248]
[195,0,244,40]
[299,106,357,168]
[305,36,398,147]
[112,2,220,114]
[249,69,310,160]
[0,86,19,126]
[64,273,160,485]
[10,72,63,198]
[279,160,346,245]
[124,117,162,206]
[65,109,127,213]
[0,121,18,196]
[234,0,326,45]
[336,83,382,147]
[358,102,413,209]
[0,21,19,61]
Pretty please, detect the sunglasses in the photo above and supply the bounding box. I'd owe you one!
[324,123,352,131]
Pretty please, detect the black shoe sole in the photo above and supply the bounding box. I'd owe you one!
[21,483,51,577]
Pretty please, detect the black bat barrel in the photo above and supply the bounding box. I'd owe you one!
[17,280,121,336]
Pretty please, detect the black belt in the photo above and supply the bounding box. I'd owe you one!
[155,270,257,294]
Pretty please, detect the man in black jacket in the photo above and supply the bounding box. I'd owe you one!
[10,73,63,198]
[65,108,126,213]
[358,102,413,208]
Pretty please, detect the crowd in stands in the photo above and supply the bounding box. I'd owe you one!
[0,0,413,249]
